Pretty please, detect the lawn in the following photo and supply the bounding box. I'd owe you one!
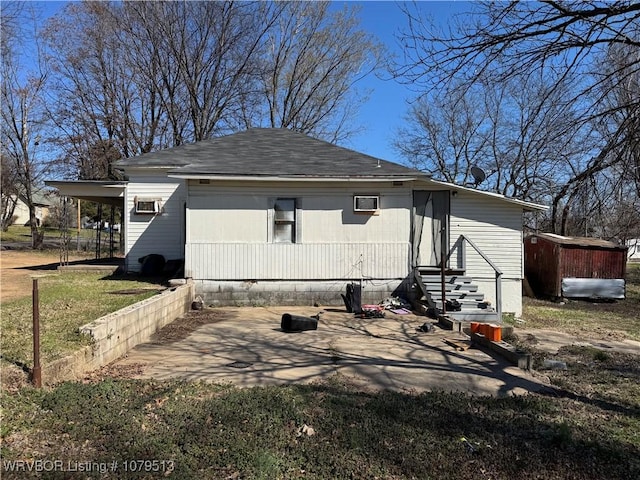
[1,260,638,479]
[1,367,638,480]
[1,225,105,243]
[0,272,164,366]
[521,263,640,340]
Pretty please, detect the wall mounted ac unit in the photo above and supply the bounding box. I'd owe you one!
[134,197,160,214]
[353,195,379,212]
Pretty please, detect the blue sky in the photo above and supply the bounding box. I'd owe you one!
[343,1,470,162]
[29,0,470,164]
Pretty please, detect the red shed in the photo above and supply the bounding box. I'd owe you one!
[524,233,628,299]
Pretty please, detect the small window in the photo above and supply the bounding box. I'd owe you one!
[274,198,296,243]
[135,197,160,214]
[354,195,379,212]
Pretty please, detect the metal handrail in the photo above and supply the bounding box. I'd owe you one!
[446,234,503,320]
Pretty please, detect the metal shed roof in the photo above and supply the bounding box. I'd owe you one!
[529,233,627,249]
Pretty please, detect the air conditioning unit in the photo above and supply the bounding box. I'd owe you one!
[353,195,379,212]
[134,197,160,214]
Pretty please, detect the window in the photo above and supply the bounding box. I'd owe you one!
[135,197,160,214]
[274,198,296,243]
[353,195,379,212]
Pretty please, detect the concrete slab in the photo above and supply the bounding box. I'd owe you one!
[116,307,547,396]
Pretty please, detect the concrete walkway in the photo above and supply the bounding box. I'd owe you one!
[117,307,548,396]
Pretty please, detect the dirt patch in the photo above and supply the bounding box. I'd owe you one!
[0,361,30,393]
[147,309,236,345]
[0,250,90,302]
[81,362,148,383]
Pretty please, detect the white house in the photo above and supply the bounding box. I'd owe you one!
[7,191,52,226]
[48,129,546,319]
[628,239,640,261]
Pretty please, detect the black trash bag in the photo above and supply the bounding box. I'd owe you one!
[281,314,318,332]
[139,254,166,276]
[342,283,362,314]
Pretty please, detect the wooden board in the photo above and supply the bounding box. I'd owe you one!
[443,338,471,351]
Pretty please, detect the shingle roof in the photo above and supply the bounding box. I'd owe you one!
[115,128,425,178]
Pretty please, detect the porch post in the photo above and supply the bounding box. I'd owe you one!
[496,272,503,321]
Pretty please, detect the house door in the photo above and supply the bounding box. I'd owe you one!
[411,191,449,268]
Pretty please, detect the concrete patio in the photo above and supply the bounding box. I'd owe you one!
[116,306,548,396]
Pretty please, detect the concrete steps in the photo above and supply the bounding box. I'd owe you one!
[414,271,499,322]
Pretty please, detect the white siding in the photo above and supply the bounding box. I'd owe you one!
[189,193,267,243]
[186,182,412,280]
[187,183,412,244]
[450,190,524,315]
[186,243,410,280]
[125,172,186,271]
[450,191,523,278]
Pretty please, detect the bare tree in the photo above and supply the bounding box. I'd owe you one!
[396,72,592,202]
[1,153,19,231]
[44,1,165,177]
[124,1,283,142]
[44,0,378,179]
[0,2,22,231]
[255,1,380,143]
[394,0,640,236]
[395,1,640,115]
[1,2,51,246]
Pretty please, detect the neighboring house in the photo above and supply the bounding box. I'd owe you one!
[48,128,546,318]
[10,191,52,226]
[627,239,640,261]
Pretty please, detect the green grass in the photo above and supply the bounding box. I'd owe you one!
[1,376,638,479]
[0,273,163,366]
[1,225,103,243]
[522,263,640,340]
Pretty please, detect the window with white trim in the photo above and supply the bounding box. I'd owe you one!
[273,198,296,243]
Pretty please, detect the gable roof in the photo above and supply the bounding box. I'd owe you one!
[14,189,53,207]
[116,128,425,179]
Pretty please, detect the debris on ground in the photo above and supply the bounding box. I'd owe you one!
[543,359,568,370]
[389,307,412,314]
[297,424,316,437]
[82,362,147,383]
[460,437,477,454]
[356,308,385,319]
[416,322,435,333]
[191,295,204,310]
[443,338,471,351]
[380,296,411,311]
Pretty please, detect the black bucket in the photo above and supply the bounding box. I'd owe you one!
[281,314,318,332]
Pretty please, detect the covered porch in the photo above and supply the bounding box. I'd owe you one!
[45,180,127,263]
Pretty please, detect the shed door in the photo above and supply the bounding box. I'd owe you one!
[412,191,449,267]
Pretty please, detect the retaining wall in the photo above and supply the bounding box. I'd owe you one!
[42,281,194,385]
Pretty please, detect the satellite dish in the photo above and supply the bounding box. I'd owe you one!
[470,166,486,187]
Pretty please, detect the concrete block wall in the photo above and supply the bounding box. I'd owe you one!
[196,279,409,307]
[79,282,194,369]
